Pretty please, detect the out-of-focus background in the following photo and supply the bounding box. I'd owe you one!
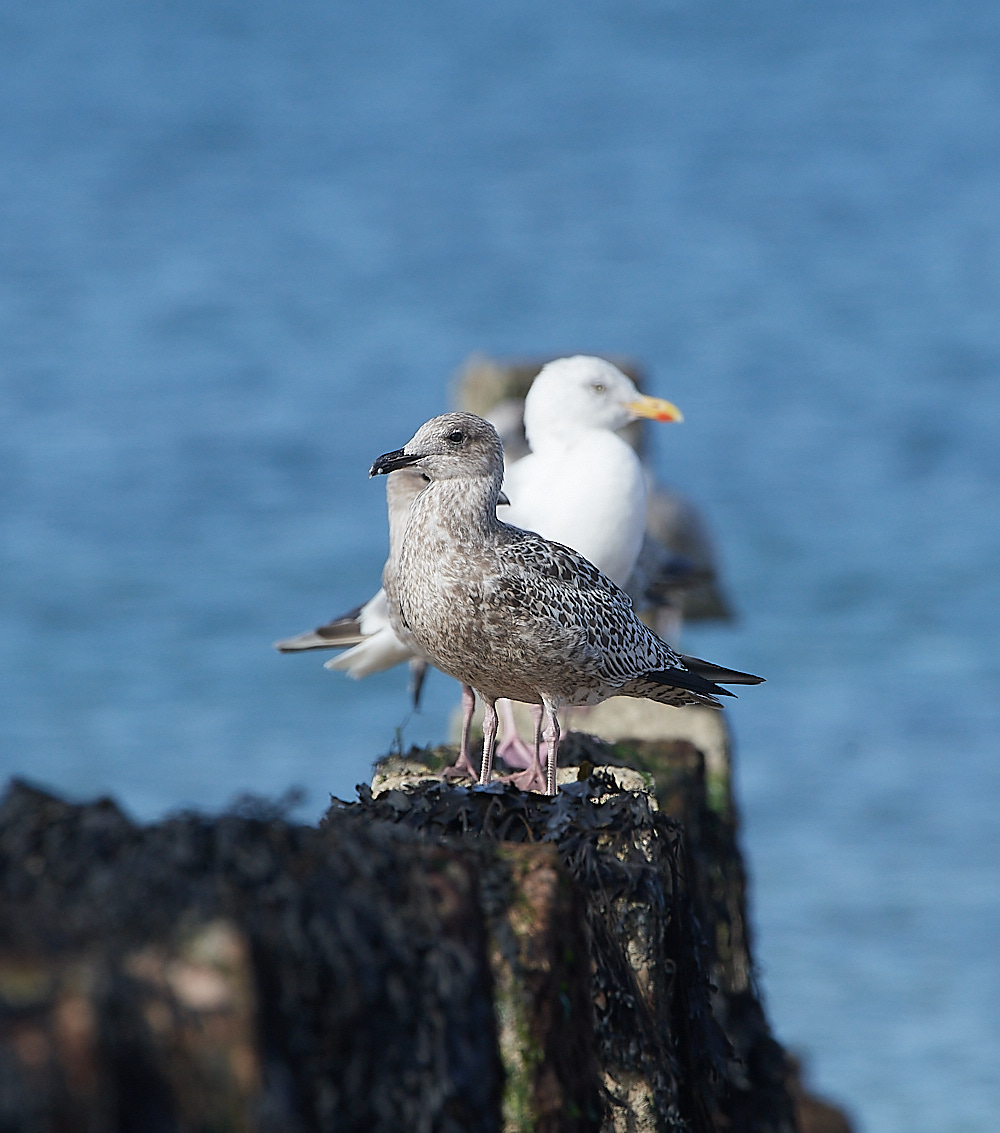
[2,3,999,1129]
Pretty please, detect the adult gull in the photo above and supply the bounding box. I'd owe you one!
[501,355,681,588]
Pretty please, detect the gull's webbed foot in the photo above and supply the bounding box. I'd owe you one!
[500,764,548,793]
[495,733,536,771]
[444,752,479,781]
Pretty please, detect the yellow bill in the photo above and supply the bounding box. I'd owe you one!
[623,395,684,423]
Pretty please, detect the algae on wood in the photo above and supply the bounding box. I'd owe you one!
[0,736,850,1133]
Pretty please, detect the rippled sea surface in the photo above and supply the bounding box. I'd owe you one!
[3,3,1000,1128]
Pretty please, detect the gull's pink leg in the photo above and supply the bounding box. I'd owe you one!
[495,698,536,770]
[444,684,479,780]
[478,699,499,786]
[542,700,561,797]
[507,704,547,793]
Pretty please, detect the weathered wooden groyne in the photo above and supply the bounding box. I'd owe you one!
[0,717,852,1132]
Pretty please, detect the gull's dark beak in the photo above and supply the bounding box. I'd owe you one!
[369,448,422,477]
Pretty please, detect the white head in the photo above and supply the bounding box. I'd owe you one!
[522,356,682,451]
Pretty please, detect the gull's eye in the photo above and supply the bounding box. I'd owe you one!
[446,429,465,444]
[591,382,606,394]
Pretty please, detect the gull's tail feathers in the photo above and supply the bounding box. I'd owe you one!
[323,629,417,679]
[274,607,365,653]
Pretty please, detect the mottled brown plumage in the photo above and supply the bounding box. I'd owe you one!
[371,412,762,794]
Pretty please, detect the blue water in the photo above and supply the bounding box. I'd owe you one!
[3,3,999,1128]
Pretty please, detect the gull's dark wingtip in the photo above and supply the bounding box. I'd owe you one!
[646,667,738,699]
[677,654,765,686]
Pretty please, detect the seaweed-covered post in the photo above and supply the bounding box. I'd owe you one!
[0,745,852,1132]
[358,754,792,1133]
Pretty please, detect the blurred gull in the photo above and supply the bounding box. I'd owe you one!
[275,468,430,693]
[276,467,506,779]
[277,356,692,780]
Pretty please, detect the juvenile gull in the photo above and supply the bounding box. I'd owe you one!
[370,412,763,796]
